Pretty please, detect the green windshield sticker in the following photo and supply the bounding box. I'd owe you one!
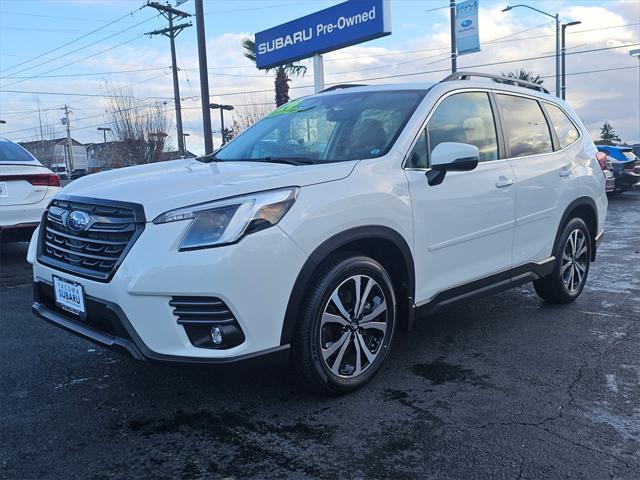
[269,98,313,116]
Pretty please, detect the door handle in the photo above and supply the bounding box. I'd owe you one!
[559,163,575,177]
[495,177,515,188]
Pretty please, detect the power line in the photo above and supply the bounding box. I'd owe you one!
[1,67,169,79]
[0,5,147,75]
[3,42,637,102]
[0,16,162,83]
[0,10,145,22]
[0,33,153,88]
[9,64,638,143]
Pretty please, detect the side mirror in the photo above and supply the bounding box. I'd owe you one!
[426,142,480,186]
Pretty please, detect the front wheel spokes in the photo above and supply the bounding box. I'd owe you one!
[356,332,376,364]
[330,332,352,375]
[330,291,351,321]
[573,263,583,286]
[355,277,375,319]
[322,312,349,328]
[322,331,350,361]
[359,320,387,334]
[361,300,386,323]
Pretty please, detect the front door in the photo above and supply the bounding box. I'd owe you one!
[405,91,517,304]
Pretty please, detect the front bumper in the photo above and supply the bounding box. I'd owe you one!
[32,282,290,366]
[31,219,309,364]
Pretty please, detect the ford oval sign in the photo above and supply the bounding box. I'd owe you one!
[67,211,90,232]
[461,19,472,28]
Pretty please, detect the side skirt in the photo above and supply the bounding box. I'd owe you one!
[413,257,555,318]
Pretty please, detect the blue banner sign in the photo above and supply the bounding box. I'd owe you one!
[255,0,391,69]
[456,0,480,56]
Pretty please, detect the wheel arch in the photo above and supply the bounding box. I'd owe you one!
[280,226,415,345]
[555,196,598,261]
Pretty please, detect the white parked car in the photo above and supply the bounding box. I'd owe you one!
[0,139,60,243]
[29,73,607,394]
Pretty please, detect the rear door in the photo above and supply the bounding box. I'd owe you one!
[405,91,517,303]
[495,93,570,265]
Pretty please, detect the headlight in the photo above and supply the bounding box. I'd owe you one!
[153,187,299,250]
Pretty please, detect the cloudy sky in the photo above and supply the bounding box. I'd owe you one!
[0,0,638,155]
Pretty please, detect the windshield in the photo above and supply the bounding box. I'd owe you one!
[215,90,426,164]
[0,141,41,164]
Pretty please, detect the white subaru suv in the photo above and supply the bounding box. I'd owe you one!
[29,72,607,394]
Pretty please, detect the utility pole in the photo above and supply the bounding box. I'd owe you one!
[61,105,74,173]
[146,2,192,155]
[450,0,457,73]
[195,0,213,154]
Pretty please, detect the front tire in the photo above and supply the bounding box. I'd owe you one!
[291,254,397,395]
[533,218,591,304]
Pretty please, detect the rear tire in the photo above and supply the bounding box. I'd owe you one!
[291,254,396,395]
[533,218,591,304]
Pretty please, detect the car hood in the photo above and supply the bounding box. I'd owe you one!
[59,159,357,220]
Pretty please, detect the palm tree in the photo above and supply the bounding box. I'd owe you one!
[242,38,307,107]
[503,69,544,85]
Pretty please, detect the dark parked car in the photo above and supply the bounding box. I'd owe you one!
[596,146,640,194]
[70,169,88,180]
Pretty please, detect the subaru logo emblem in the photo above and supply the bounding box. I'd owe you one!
[67,210,90,232]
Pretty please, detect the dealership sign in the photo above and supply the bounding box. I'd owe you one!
[456,0,480,56]
[255,0,391,69]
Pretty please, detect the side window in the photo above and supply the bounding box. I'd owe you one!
[496,94,553,157]
[545,103,579,149]
[426,92,499,162]
[407,130,428,168]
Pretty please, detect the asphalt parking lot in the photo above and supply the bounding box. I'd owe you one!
[1,193,638,480]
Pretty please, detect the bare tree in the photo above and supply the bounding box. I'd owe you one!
[226,96,273,141]
[28,101,57,168]
[104,86,169,166]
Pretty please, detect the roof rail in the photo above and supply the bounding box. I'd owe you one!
[320,84,368,93]
[441,71,550,94]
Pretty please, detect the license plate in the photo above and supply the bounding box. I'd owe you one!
[0,182,7,198]
[53,275,86,315]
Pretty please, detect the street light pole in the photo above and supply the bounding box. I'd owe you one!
[209,104,234,146]
[97,127,111,143]
[561,21,582,100]
[450,0,457,74]
[502,4,560,97]
[631,49,640,130]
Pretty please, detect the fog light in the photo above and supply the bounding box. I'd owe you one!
[211,326,223,345]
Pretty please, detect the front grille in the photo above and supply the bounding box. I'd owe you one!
[38,197,145,282]
[169,296,236,325]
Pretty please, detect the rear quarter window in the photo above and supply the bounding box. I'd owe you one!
[545,103,580,149]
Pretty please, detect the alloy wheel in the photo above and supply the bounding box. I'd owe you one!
[561,228,588,293]
[319,275,389,379]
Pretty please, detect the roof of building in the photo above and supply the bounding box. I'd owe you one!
[19,137,84,148]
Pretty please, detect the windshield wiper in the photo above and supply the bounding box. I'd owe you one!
[251,156,316,166]
[197,153,223,163]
